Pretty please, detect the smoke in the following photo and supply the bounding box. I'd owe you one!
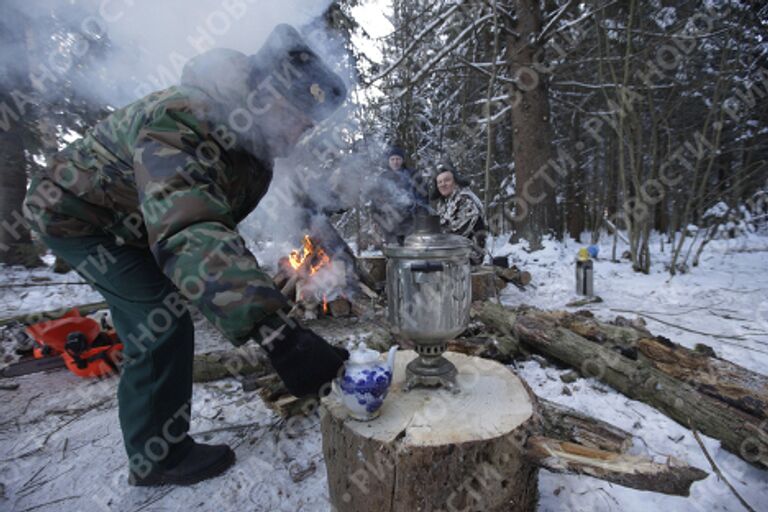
[6,0,337,107]
[6,0,395,269]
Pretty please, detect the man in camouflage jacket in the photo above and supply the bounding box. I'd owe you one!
[434,165,487,264]
[23,25,347,486]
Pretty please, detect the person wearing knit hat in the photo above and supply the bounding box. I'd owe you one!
[368,145,430,245]
[24,24,349,487]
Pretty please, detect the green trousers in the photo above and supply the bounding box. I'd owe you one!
[42,234,195,473]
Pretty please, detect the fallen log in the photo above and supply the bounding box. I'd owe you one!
[473,302,768,470]
[320,350,707,510]
[526,436,707,496]
[471,269,505,301]
[541,309,767,420]
[253,373,317,417]
[493,265,532,287]
[0,301,109,327]
[192,346,270,383]
[446,334,521,362]
[537,397,633,453]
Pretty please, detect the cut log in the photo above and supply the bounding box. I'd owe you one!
[537,397,633,453]
[357,255,386,285]
[473,302,768,469]
[536,309,768,420]
[280,272,301,298]
[447,334,521,362]
[494,265,532,287]
[193,347,270,383]
[321,351,540,512]
[320,350,707,509]
[192,346,270,383]
[0,301,109,327]
[471,269,506,302]
[272,257,293,288]
[328,297,351,317]
[526,436,707,496]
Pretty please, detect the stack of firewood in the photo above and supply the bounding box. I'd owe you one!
[271,243,381,320]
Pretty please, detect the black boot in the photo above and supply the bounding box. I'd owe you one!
[128,441,236,486]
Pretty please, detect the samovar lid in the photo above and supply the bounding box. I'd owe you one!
[383,214,471,257]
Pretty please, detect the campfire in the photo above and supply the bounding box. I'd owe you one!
[289,235,330,275]
[273,235,356,319]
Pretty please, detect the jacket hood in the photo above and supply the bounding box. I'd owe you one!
[180,48,273,160]
[180,48,251,111]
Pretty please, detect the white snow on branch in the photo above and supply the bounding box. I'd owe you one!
[396,13,496,99]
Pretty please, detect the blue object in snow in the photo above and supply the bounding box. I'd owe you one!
[587,245,599,259]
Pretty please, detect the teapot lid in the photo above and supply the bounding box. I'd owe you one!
[348,342,382,365]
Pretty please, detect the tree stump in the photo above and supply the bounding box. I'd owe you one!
[320,351,539,512]
[471,269,506,302]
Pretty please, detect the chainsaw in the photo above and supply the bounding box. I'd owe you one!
[1,308,123,379]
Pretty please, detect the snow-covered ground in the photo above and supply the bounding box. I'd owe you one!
[494,231,768,512]
[0,232,766,511]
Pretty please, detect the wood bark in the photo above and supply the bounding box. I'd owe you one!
[473,302,768,469]
[492,265,532,287]
[0,301,109,327]
[527,436,706,496]
[471,269,506,301]
[0,7,39,267]
[320,350,707,509]
[537,397,632,453]
[192,345,270,383]
[321,351,540,512]
[506,0,559,248]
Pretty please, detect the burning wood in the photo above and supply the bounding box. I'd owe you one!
[273,234,364,319]
[289,235,331,275]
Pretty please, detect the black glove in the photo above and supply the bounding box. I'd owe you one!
[262,323,349,398]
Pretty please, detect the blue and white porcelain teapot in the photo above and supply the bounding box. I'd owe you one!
[337,343,398,421]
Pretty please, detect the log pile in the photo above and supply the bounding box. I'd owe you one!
[268,230,387,321]
[470,265,534,302]
[472,302,768,470]
[320,350,706,512]
[271,237,360,320]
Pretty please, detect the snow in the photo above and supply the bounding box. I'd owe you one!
[704,201,729,219]
[0,264,105,321]
[1,231,767,511]
[520,359,767,512]
[490,231,768,373]
[653,7,677,30]
[491,231,768,511]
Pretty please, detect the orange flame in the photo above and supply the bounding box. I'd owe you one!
[322,294,328,314]
[288,235,331,275]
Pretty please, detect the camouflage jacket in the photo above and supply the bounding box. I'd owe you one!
[23,50,288,345]
[435,187,486,263]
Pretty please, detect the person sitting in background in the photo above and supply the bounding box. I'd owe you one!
[368,146,429,246]
[433,162,487,265]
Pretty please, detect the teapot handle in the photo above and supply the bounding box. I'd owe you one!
[331,378,343,398]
